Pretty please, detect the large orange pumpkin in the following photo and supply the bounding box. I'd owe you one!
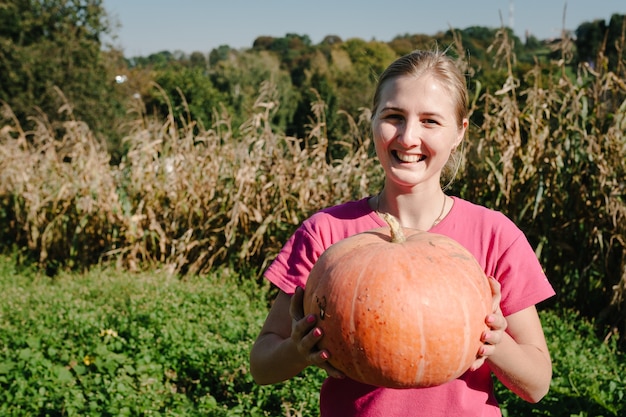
[303,213,492,388]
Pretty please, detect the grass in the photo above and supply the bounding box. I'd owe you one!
[496,307,625,416]
[0,255,324,416]
[0,255,624,416]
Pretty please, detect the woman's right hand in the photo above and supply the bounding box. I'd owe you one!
[289,286,345,379]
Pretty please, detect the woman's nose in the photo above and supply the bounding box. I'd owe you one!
[398,119,421,147]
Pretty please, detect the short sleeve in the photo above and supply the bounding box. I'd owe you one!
[435,197,555,317]
[262,198,381,295]
[264,223,326,294]
[494,231,555,316]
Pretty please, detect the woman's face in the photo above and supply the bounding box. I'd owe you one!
[372,73,468,190]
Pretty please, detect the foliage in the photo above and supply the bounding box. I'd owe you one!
[496,308,625,417]
[460,28,626,331]
[147,65,228,131]
[0,256,623,416]
[4,25,625,336]
[0,82,378,277]
[575,14,626,72]
[0,255,325,416]
[208,49,296,132]
[0,0,128,155]
[1,0,623,156]
[1,2,625,341]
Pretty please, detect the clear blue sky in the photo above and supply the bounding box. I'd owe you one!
[104,0,625,56]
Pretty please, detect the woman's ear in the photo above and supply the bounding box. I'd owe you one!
[454,118,469,149]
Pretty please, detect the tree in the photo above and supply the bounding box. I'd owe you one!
[575,14,626,74]
[575,19,608,66]
[208,45,233,67]
[336,39,397,115]
[0,0,126,155]
[143,64,232,132]
[606,14,626,74]
[321,35,342,46]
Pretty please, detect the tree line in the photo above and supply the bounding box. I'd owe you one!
[1,1,624,162]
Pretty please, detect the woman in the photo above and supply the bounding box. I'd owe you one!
[250,49,555,416]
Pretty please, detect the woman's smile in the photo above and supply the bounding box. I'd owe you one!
[392,150,427,163]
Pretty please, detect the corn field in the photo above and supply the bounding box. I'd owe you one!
[0,32,624,341]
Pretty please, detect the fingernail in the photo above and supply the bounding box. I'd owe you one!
[306,315,316,324]
[313,328,322,337]
[320,351,329,360]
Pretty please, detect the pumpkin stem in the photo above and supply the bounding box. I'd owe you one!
[381,212,406,243]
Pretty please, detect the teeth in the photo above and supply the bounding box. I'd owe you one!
[396,152,425,163]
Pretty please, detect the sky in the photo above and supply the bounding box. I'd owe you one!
[103,0,625,56]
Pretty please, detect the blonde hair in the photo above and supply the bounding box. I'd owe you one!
[371,50,468,189]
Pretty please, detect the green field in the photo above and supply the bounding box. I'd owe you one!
[0,255,623,416]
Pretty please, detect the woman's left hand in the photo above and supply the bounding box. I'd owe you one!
[470,276,507,371]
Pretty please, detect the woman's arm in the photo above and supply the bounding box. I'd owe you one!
[483,304,552,403]
[470,277,552,403]
[249,287,344,385]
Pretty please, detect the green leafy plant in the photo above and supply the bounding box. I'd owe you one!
[1,255,624,416]
[0,256,326,416]
[496,308,625,417]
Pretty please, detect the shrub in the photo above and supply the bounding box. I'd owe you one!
[0,255,325,416]
[496,308,625,416]
[0,82,379,277]
[0,256,624,416]
[461,29,626,334]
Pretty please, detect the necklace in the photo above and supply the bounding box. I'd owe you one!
[431,195,447,228]
[375,192,447,230]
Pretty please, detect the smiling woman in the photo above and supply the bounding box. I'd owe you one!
[250,49,555,417]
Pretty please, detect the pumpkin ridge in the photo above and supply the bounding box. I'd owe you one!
[455,294,474,378]
[413,287,427,385]
[349,251,375,384]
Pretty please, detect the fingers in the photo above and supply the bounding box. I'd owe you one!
[289,290,327,358]
[472,276,506,372]
[470,333,497,371]
[487,276,502,313]
[469,355,488,371]
[290,287,322,355]
[319,362,346,379]
[289,286,305,321]
[472,301,508,371]
[486,311,507,332]
[481,310,507,346]
[288,288,345,379]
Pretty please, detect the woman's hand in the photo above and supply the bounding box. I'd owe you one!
[470,276,507,371]
[289,287,345,379]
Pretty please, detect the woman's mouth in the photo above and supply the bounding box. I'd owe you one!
[393,151,426,163]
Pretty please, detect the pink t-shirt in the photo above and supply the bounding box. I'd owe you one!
[264,196,555,417]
